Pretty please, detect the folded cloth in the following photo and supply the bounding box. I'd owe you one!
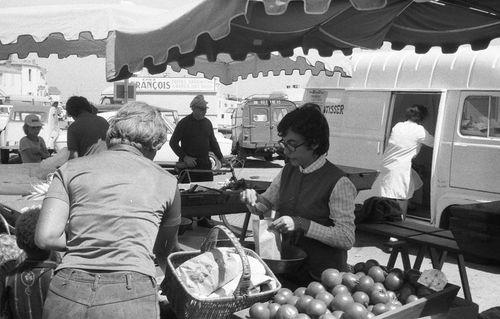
[176,247,263,298]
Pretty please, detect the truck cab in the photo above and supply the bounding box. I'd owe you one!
[231,95,296,161]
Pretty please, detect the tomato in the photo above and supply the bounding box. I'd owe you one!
[386,290,397,302]
[386,300,402,312]
[286,295,299,307]
[406,294,419,304]
[355,272,366,278]
[295,314,312,319]
[367,266,386,283]
[352,291,370,307]
[331,284,350,296]
[343,302,369,319]
[249,302,271,319]
[296,295,314,313]
[355,275,375,294]
[273,293,289,305]
[306,299,328,317]
[294,287,307,297]
[369,289,390,305]
[319,313,337,319]
[315,291,334,307]
[321,268,343,289]
[371,282,386,293]
[366,312,375,318]
[342,273,359,291]
[353,262,365,274]
[363,259,379,273]
[277,288,294,299]
[330,293,354,312]
[306,281,326,297]
[404,269,422,285]
[371,303,389,315]
[397,283,416,303]
[267,303,281,319]
[275,304,298,319]
[384,271,404,291]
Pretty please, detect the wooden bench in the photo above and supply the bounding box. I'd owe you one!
[356,220,472,303]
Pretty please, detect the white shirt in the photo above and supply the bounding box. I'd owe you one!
[376,120,434,199]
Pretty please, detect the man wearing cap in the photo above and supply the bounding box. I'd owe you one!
[170,95,225,228]
[19,114,50,163]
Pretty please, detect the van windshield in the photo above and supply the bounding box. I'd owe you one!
[10,112,47,122]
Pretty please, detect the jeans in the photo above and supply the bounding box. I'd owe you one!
[43,268,159,319]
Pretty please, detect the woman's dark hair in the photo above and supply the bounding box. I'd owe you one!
[15,207,50,258]
[300,102,322,113]
[406,104,429,124]
[65,96,93,117]
[277,103,329,155]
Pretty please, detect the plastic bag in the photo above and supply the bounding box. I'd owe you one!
[252,219,282,260]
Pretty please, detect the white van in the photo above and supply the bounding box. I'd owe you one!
[303,47,500,233]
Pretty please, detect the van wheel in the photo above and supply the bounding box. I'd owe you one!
[209,152,222,171]
[0,149,9,164]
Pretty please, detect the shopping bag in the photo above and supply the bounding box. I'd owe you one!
[252,219,281,260]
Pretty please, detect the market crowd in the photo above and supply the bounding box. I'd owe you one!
[1,95,430,319]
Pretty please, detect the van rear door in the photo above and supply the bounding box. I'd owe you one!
[247,102,271,143]
[450,92,500,194]
[321,89,392,170]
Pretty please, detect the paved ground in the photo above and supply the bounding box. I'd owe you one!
[1,158,499,315]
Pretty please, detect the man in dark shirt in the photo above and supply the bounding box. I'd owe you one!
[66,96,109,158]
[170,95,224,227]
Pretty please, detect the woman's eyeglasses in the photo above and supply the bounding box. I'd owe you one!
[279,139,306,152]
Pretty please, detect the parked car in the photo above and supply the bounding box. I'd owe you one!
[231,95,296,161]
[97,109,232,170]
[0,102,60,163]
[0,104,12,132]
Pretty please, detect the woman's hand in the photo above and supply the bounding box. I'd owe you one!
[239,189,258,206]
[271,216,297,233]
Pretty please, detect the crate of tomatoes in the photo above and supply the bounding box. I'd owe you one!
[232,259,460,319]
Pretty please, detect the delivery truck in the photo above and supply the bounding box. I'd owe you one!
[303,47,500,261]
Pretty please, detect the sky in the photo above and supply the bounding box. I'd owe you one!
[35,54,324,104]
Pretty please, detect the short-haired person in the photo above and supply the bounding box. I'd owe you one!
[65,96,109,158]
[169,95,225,228]
[240,104,357,288]
[0,207,60,319]
[35,102,181,319]
[372,104,434,218]
[19,114,50,163]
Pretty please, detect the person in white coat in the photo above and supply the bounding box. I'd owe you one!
[374,104,434,219]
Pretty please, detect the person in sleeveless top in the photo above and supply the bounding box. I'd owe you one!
[240,104,357,288]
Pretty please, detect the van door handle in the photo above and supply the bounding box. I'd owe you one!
[377,142,381,155]
[243,125,256,128]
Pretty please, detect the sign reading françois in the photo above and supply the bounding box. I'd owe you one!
[131,77,215,93]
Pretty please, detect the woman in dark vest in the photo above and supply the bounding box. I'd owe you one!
[240,104,357,288]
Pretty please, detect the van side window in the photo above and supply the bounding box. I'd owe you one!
[460,96,500,138]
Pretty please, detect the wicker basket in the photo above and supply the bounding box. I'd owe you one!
[164,225,281,319]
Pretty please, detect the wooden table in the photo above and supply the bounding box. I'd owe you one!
[357,220,472,302]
